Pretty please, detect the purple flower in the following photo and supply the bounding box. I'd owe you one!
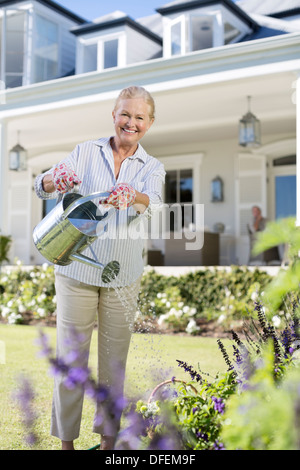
[212,396,225,414]
[13,375,38,447]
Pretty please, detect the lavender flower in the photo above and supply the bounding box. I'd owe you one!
[13,375,38,446]
[212,396,225,415]
[176,360,202,383]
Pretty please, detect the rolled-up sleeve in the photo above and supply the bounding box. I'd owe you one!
[34,169,58,200]
[140,161,166,218]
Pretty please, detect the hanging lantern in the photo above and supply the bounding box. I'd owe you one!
[239,96,261,148]
[9,131,27,171]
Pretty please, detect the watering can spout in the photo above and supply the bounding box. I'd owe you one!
[69,253,120,283]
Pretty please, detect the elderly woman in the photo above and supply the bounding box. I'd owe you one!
[34,86,165,450]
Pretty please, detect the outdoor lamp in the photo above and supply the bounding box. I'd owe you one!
[211,176,224,202]
[239,96,261,148]
[9,131,27,171]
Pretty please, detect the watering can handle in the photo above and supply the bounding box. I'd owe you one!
[62,191,111,219]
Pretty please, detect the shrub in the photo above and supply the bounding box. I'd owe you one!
[0,261,56,324]
[0,233,12,265]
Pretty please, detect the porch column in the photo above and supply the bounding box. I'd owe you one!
[297,72,300,226]
[0,119,9,234]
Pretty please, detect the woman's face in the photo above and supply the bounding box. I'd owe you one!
[112,98,154,148]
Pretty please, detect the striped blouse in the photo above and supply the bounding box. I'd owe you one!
[34,137,166,287]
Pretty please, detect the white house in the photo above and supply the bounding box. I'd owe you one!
[0,0,299,267]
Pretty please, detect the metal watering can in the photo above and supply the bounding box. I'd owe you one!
[33,191,120,283]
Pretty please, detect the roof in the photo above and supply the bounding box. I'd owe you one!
[236,0,300,17]
[156,0,259,29]
[0,0,86,24]
[70,12,162,45]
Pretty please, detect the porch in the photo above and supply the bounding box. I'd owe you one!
[0,33,299,267]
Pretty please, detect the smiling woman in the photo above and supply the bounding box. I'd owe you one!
[34,85,166,450]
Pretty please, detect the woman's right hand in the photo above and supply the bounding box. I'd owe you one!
[52,163,81,194]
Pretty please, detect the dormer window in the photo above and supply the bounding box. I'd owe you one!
[79,33,124,74]
[72,12,162,76]
[159,1,254,58]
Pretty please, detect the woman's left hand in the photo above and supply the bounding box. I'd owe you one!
[100,183,136,210]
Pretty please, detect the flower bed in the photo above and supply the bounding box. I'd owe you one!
[0,262,276,335]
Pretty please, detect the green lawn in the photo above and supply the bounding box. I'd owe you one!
[0,324,230,450]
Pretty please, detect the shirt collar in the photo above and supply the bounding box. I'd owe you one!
[92,137,147,163]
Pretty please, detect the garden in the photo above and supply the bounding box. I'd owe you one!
[1,217,300,450]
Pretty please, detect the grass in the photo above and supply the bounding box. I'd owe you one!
[0,324,230,450]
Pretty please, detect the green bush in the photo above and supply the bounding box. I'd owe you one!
[0,233,12,265]
[0,261,56,324]
[0,262,273,329]
[220,343,300,450]
[139,266,272,333]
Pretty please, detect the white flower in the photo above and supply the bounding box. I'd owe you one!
[37,293,46,302]
[251,291,258,301]
[18,305,26,313]
[272,315,281,328]
[1,307,11,317]
[183,306,190,314]
[157,314,168,326]
[8,313,22,324]
[217,314,226,324]
[37,308,46,317]
[186,319,200,334]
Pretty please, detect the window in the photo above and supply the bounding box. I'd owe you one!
[34,15,58,83]
[165,169,193,230]
[103,38,118,69]
[165,15,186,57]
[83,43,97,72]
[2,10,26,88]
[43,198,56,218]
[224,22,241,45]
[190,15,213,51]
[170,20,182,55]
[81,36,120,73]
[275,175,296,219]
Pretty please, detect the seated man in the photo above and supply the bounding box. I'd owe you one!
[247,206,280,265]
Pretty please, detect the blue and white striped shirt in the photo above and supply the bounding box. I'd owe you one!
[34,137,165,287]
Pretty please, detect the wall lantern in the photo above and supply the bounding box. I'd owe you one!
[211,176,224,202]
[9,131,27,171]
[239,96,261,148]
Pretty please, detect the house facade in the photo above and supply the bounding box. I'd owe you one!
[0,0,299,266]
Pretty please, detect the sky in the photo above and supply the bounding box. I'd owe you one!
[56,0,167,21]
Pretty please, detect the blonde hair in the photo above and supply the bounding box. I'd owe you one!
[114,86,155,120]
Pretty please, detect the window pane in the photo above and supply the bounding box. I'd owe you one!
[43,198,57,217]
[224,22,241,45]
[275,175,296,219]
[165,170,177,203]
[191,16,213,51]
[104,39,118,69]
[83,43,97,72]
[171,21,181,55]
[5,10,26,87]
[180,169,193,202]
[34,15,58,83]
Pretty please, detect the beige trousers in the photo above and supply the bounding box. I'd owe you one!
[51,272,141,441]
